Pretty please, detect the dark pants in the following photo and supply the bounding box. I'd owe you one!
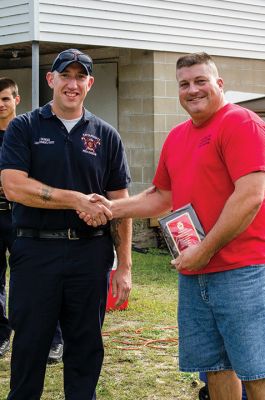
[0,210,14,342]
[0,211,63,347]
[7,235,113,400]
[53,321,63,346]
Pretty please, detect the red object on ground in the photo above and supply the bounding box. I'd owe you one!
[106,270,129,311]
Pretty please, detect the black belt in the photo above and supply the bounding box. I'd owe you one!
[16,228,107,240]
[0,201,12,211]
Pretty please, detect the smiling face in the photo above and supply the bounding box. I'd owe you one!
[0,87,20,129]
[46,62,94,119]
[176,62,225,126]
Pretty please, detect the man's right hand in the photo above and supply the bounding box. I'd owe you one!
[77,194,113,226]
[77,194,112,226]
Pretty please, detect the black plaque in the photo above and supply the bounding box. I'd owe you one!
[158,203,205,258]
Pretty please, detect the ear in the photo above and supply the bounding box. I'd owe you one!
[15,95,21,106]
[217,77,224,89]
[87,76,94,92]
[46,71,55,89]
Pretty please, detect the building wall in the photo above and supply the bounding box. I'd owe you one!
[37,0,265,59]
[1,1,265,60]
[0,0,35,44]
[118,49,155,195]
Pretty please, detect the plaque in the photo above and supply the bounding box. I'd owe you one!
[158,203,205,258]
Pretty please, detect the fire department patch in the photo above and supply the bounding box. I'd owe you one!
[81,134,101,156]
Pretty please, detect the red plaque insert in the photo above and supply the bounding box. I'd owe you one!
[158,204,205,258]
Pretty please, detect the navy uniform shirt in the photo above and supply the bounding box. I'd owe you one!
[0,130,4,147]
[0,103,131,230]
[0,129,8,202]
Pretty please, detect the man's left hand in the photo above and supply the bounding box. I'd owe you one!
[111,267,131,307]
[171,244,211,272]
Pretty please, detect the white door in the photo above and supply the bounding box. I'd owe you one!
[85,63,118,129]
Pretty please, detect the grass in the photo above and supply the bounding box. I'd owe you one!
[0,249,202,400]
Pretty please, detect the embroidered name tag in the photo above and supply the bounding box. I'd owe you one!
[34,138,55,145]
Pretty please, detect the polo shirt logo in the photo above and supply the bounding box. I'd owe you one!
[81,133,101,156]
[198,134,211,148]
[34,137,55,145]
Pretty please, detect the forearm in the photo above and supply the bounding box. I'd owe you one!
[109,216,132,306]
[111,217,132,270]
[174,188,264,272]
[1,169,113,223]
[111,187,172,219]
[2,172,83,210]
[107,188,132,269]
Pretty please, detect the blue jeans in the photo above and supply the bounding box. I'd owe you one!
[178,265,265,380]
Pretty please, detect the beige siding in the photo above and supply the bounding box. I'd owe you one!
[0,0,31,44]
[38,0,265,58]
[1,1,265,59]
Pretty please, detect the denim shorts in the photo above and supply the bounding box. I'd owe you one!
[178,265,265,381]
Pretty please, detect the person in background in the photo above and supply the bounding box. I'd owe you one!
[0,77,64,364]
[0,78,20,358]
[83,52,265,400]
[47,321,63,363]
[0,49,132,400]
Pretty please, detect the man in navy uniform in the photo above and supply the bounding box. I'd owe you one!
[0,77,64,363]
[0,49,132,400]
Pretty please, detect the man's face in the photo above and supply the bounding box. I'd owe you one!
[176,63,224,125]
[0,88,20,124]
[46,63,94,118]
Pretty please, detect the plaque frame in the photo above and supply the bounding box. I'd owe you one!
[158,203,205,258]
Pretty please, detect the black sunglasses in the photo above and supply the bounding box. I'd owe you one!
[52,51,93,74]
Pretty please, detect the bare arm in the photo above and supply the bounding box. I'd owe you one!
[174,172,265,271]
[106,188,132,307]
[0,171,5,197]
[80,186,172,222]
[1,169,112,223]
[110,186,172,219]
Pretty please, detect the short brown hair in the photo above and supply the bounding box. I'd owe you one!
[0,77,19,97]
[176,52,218,76]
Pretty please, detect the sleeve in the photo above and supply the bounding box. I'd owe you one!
[0,115,31,173]
[219,116,265,182]
[105,131,131,191]
[152,139,172,190]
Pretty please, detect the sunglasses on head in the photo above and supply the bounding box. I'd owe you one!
[52,51,93,74]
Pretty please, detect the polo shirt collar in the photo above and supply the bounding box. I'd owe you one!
[39,102,93,122]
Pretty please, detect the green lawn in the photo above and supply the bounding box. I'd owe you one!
[0,249,202,400]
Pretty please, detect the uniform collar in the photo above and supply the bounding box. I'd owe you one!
[39,102,93,122]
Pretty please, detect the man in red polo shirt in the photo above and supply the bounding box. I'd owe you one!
[85,52,265,400]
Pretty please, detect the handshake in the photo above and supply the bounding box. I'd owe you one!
[77,193,115,227]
